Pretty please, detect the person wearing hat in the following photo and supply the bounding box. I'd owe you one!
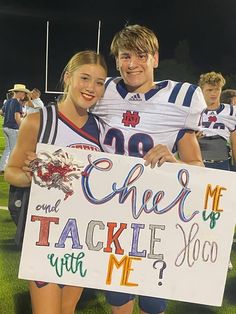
[0,84,30,174]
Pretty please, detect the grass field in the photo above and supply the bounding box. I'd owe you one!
[0,116,236,313]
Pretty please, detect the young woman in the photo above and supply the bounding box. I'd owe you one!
[4,50,107,314]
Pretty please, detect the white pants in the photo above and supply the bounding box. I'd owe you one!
[0,127,18,171]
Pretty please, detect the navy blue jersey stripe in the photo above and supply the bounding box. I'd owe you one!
[51,105,58,144]
[168,82,183,103]
[183,84,198,107]
[117,79,129,99]
[216,104,224,114]
[41,106,53,143]
[37,108,44,142]
[145,81,168,100]
[229,104,234,116]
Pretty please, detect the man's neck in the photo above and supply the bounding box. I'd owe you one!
[207,102,220,110]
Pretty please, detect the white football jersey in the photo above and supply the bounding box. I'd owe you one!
[200,103,236,140]
[91,78,206,157]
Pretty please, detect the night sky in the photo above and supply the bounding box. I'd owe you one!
[0,0,236,104]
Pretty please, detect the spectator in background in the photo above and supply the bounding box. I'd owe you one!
[221,89,236,106]
[24,88,44,114]
[198,72,236,271]
[0,84,30,174]
[3,91,14,105]
[198,72,236,171]
[220,88,236,170]
[1,92,14,115]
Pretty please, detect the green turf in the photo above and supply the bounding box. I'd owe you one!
[0,175,9,207]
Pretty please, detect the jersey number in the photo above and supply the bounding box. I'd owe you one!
[202,121,225,129]
[103,128,154,157]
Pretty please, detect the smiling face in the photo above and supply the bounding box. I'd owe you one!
[64,63,106,111]
[116,50,158,93]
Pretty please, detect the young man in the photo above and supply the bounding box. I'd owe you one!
[91,24,206,314]
[198,72,236,171]
[198,72,236,272]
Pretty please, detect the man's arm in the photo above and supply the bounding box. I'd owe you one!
[143,131,204,168]
[178,131,204,166]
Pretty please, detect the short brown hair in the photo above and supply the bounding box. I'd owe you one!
[110,24,159,58]
[220,89,236,104]
[198,71,226,89]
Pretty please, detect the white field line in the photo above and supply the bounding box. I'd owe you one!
[0,206,8,210]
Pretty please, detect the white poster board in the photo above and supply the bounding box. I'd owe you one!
[19,143,236,306]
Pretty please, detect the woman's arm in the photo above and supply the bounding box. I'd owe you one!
[4,112,40,187]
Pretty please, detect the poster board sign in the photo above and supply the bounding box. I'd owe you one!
[19,143,236,306]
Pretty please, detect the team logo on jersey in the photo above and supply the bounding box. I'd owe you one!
[69,143,100,151]
[122,111,140,127]
[128,94,142,101]
[208,115,217,122]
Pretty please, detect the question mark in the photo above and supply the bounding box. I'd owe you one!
[153,260,167,286]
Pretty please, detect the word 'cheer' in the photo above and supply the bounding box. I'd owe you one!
[81,156,199,222]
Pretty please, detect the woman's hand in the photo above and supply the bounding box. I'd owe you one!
[22,151,38,183]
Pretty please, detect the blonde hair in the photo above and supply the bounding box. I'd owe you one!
[60,50,107,101]
[110,24,159,58]
[198,71,226,89]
